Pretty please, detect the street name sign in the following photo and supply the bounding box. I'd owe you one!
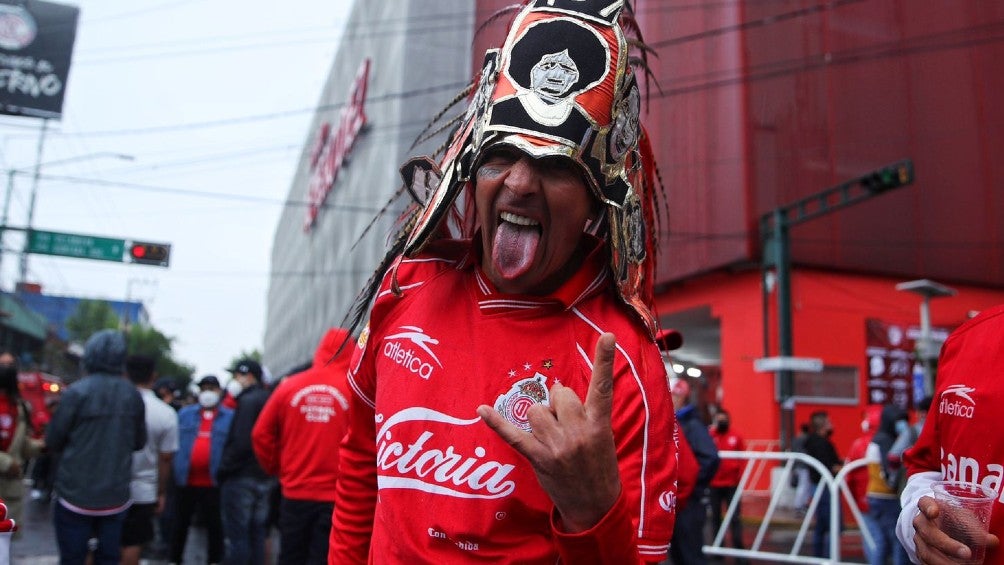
[753,356,824,373]
[27,229,125,263]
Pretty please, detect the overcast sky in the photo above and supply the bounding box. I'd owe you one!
[0,0,352,379]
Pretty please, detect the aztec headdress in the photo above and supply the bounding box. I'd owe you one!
[350,0,666,337]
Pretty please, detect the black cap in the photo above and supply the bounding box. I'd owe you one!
[197,375,221,389]
[153,377,178,394]
[226,359,263,380]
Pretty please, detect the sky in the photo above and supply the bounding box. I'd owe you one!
[0,0,353,378]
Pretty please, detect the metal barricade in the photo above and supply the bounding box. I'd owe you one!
[703,450,874,564]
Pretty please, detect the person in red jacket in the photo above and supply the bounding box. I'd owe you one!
[897,305,1004,564]
[330,1,676,563]
[252,328,353,565]
[845,405,882,514]
[708,409,747,559]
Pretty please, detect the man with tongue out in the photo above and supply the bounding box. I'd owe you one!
[331,2,677,563]
[476,149,596,296]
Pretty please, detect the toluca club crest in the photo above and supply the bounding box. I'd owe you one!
[493,373,550,433]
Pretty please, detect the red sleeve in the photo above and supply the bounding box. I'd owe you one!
[552,489,652,564]
[251,382,284,476]
[594,336,676,562]
[329,385,378,564]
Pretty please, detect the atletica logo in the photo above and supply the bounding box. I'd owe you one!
[383,325,443,380]
[375,407,517,499]
[939,384,976,419]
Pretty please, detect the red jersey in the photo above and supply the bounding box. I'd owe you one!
[253,328,353,502]
[708,427,745,488]
[331,240,677,564]
[900,304,1004,564]
[188,410,215,487]
[0,395,15,452]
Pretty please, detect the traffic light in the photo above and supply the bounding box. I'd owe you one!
[127,240,171,267]
[860,160,914,193]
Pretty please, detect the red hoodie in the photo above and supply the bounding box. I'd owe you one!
[252,328,353,501]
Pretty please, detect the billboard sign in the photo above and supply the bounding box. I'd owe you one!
[865,318,951,411]
[0,0,80,119]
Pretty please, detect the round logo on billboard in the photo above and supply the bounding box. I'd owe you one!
[0,5,37,51]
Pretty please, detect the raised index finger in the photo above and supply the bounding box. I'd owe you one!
[585,332,617,422]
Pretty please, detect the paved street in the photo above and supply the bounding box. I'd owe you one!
[14,493,216,564]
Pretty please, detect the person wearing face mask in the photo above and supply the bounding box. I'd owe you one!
[708,409,747,562]
[217,359,273,565]
[169,375,233,564]
[0,350,44,536]
[863,403,911,565]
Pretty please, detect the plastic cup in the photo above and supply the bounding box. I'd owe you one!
[931,480,996,564]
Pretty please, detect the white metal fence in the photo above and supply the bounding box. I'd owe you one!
[703,449,874,564]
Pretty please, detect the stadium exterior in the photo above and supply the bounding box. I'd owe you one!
[264,1,473,375]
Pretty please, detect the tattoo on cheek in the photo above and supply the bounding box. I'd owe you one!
[478,166,503,180]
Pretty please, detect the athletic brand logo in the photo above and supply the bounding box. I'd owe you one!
[376,407,517,499]
[939,384,976,419]
[492,374,550,433]
[383,325,443,380]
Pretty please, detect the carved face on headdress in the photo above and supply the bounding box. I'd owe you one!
[529,49,579,102]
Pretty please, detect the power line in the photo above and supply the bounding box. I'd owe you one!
[648,0,866,49]
[26,172,385,213]
[20,82,468,138]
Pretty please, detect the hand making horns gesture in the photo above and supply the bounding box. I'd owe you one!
[478,332,622,533]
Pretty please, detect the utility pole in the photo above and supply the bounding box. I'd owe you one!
[761,159,915,450]
[896,279,956,397]
[18,119,48,286]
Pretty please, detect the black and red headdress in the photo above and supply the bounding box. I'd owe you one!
[374,0,664,336]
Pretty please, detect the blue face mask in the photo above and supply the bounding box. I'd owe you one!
[895,419,909,436]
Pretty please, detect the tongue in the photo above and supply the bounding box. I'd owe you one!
[492,221,539,280]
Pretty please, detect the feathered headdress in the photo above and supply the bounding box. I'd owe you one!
[346,0,666,337]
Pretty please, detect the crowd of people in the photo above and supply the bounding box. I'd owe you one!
[5,325,351,565]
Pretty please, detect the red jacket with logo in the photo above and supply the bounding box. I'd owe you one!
[252,328,353,502]
[330,240,678,564]
[900,304,1004,564]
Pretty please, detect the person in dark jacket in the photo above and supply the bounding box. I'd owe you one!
[805,410,842,558]
[46,329,146,565]
[217,359,273,565]
[669,376,720,565]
